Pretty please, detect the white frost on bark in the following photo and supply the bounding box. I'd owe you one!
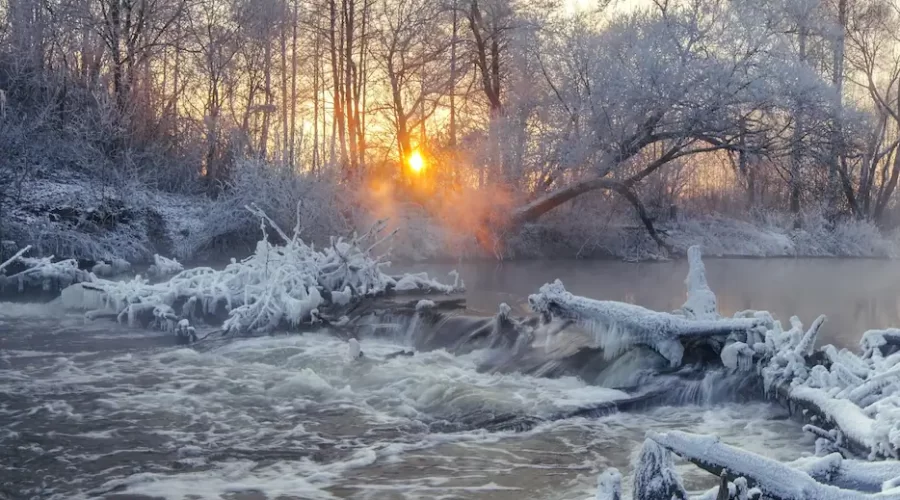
[528,279,761,366]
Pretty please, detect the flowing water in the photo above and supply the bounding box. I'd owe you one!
[4,258,895,500]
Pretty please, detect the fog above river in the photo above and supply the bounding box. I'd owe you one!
[395,258,900,349]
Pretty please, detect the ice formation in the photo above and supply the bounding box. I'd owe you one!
[596,468,622,500]
[347,338,362,360]
[0,245,94,294]
[582,246,900,499]
[681,245,717,320]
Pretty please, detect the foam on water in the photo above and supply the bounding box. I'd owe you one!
[1,324,813,500]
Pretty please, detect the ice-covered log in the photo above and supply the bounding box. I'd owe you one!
[0,245,31,274]
[0,248,94,300]
[650,430,900,500]
[789,454,900,492]
[528,280,762,366]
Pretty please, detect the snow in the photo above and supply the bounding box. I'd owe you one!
[595,468,622,500]
[649,430,900,500]
[632,438,687,500]
[347,338,362,361]
[789,454,900,492]
[721,341,755,372]
[862,329,900,358]
[148,254,184,278]
[791,386,876,453]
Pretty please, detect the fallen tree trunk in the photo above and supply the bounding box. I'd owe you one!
[649,431,900,500]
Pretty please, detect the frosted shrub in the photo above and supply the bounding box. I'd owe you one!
[66,204,461,334]
[178,159,347,259]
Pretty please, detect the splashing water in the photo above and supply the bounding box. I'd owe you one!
[0,302,811,500]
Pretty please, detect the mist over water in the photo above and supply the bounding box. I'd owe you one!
[395,258,900,349]
[5,258,887,499]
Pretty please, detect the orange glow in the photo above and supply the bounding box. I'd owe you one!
[408,150,425,174]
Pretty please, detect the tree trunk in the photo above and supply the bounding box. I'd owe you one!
[329,0,347,167]
[343,0,359,178]
[281,2,290,166]
[510,176,671,253]
[449,0,458,149]
[291,0,299,169]
[110,0,125,111]
[790,25,808,228]
[261,24,273,158]
[311,1,320,172]
[829,0,847,219]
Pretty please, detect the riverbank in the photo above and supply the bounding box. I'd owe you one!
[2,174,896,266]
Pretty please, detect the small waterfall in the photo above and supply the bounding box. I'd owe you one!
[647,369,763,407]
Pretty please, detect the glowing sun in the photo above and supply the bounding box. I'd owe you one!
[408,150,425,174]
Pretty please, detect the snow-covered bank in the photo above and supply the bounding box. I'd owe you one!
[1,173,207,264]
[506,214,898,261]
[3,169,897,265]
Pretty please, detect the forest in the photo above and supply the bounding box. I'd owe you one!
[12,2,900,499]
[2,0,900,262]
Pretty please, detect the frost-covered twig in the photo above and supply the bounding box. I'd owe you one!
[0,245,31,274]
[0,246,94,294]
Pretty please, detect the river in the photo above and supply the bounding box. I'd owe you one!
[3,257,893,500]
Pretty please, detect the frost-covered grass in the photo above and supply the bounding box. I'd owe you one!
[176,159,348,261]
[506,212,897,261]
[1,174,206,263]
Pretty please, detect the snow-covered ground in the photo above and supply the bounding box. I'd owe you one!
[506,214,898,261]
[1,174,206,263]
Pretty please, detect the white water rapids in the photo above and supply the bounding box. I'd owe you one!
[1,301,811,500]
